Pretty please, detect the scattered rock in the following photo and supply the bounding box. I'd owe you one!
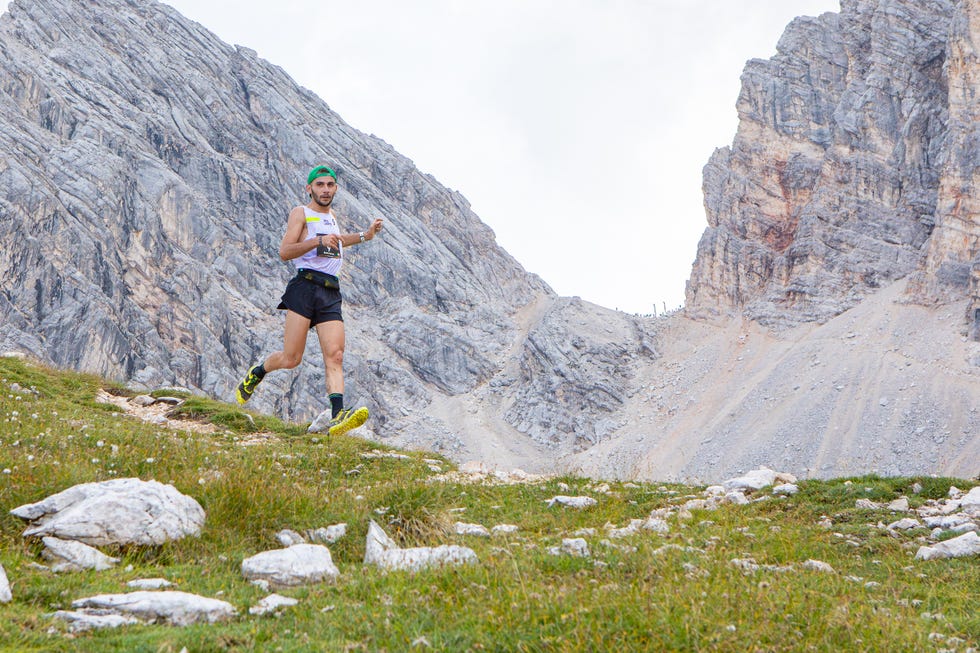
[772,483,799,496]
[722,468,778,492]
[249,593,299,616]
[454,522,490,537]
[923,515,973,530]
[606,517,670,538]
[491,524,519,535]
[887,497,910,512]
[51,610,141,632]
[546,496,597,509]
[364,521,478,573]
[547,538,590,558]
[306,523,347,544]
[11,478,205,546]
[41,537,119,572]
[241,544,340,587]
[725,490,751,505]
[69,591,236,626]
[802,559,836,574]
[127,578,174,590]
[915,532,980,561]
[730,558,794,574]
[360,450,411,460]
[276,529,306,547]
[0,564,10,603]
[961,487,980,511]
[887,518,922,531]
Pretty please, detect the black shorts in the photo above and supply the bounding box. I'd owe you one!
[277,274,343,326]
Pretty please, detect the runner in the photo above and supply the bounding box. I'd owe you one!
[235,165,383,436]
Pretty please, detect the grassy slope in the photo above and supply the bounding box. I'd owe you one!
[0,356,977,652]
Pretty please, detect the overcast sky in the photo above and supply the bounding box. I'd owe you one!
[2,0,841,314]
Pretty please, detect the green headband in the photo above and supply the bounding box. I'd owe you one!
[307,165,337,184]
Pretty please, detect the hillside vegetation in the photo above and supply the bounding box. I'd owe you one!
[0,356,977,652]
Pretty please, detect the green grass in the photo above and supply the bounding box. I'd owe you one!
[0,356,977,652]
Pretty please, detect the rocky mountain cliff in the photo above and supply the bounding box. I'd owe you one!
[686,0,979,335]
[0,0,658,468]
[1,0,977,483]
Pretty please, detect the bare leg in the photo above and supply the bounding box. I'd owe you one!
[314,319,345,395]
[264,310,311,371]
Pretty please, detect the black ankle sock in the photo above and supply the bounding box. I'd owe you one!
[329,393,344,418]
[254,363,267,379]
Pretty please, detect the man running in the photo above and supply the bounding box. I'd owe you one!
[235,165,383,436]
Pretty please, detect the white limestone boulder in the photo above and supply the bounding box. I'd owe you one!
[11,478,205,546]
[960,486,980,513]
[915,531,980,561]
[70,591,236,626]
[241,544,340,588]
[364,520,477,573]
[722,468,778,493]
[42,536,119,572]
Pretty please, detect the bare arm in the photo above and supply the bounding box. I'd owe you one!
[335,218,385,247]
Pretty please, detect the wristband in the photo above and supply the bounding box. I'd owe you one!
[359,231,366,243]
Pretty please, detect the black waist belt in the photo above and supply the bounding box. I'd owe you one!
[297,268,340,289]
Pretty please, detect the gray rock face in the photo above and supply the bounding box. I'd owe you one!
[687,0,979,330]
[11,478,205,546]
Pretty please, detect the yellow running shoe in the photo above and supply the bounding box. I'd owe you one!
[235,365,263,405]
[327,406,369,437]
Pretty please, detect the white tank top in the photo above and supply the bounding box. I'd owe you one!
[294,206,343,276]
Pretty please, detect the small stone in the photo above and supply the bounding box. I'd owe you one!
[249,593,299,616]
[126,578,173,590]
[454,522,490,537]
[802,559,835,574]
[546,496,597,509]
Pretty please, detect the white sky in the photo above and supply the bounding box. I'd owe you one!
[1,0,841,314]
